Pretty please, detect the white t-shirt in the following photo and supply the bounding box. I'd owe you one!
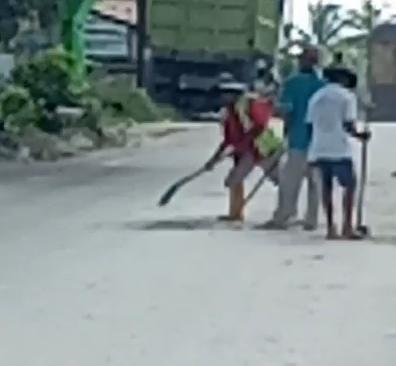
[307,83,358,162]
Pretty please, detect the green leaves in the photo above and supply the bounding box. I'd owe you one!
[346,0,382,33]
[12,47,79,108]
[0,85,37,131]
[308,2,348,48]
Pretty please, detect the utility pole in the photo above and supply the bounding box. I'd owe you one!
[137,0,148,88]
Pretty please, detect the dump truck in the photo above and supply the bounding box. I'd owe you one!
[147,0,284,118]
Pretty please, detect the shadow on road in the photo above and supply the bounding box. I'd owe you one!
[123,217,244,231]
[91,218,396,245]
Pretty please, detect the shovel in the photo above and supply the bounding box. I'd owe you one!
[356,116,371,237]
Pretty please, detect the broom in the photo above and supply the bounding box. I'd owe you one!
[158,154,229,207]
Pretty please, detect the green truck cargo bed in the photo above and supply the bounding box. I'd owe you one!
[148,0,280,55]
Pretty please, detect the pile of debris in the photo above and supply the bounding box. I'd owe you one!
[0,121,129,162]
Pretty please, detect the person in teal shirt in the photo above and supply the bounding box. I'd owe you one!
[262,47,325,230]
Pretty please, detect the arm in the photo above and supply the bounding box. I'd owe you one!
[278,79,294,137]
[343,93,371,141]
[306,97,315,142]
[344,122,371,141]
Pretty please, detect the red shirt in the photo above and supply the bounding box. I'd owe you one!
[223,97,272,159]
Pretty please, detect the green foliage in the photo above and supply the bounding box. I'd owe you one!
[0,86,30,116]
[308,2,356,50]
[79,96,103,130]
[347,0,382,34]
[92,76,165,123]
[128,89,163,122]
[1,48,101,134]
[12,47,81,108]
[158,105,183,122]
[0,85,37,131]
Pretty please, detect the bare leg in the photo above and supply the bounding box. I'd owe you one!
[304,167,320,231]
[219,184,245,222]
[342,187,363,240]
[221,154,254,222]
[322,185,338,240]
[318,164,338,240]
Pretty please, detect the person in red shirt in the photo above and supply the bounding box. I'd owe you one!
[206,82,281,222]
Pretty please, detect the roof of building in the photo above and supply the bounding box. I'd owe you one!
[371,23,396,43]
[93,0,137,26]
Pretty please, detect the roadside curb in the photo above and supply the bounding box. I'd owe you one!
[126,121,207,146]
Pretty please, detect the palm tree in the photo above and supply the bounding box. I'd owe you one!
[343,1,383,98]
[280,2,352,61]
[347,0,382,35]
[308,1,353,50]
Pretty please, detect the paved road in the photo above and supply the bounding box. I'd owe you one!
[1,125,396,366]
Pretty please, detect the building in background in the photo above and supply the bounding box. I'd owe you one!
[85,0,137,72]
[369,23,396,121]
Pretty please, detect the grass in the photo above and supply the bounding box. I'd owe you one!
[89,74,181,124]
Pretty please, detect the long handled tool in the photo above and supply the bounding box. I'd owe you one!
[356,116,371,237]
[158,155,228,207]
[242,146,285,208]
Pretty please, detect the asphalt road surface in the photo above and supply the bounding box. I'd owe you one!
[2,124,396,366]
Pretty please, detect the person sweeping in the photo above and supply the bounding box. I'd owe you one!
[205,82,282,222]
[306,68,371,240]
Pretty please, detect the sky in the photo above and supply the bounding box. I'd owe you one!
[290,0,396,32]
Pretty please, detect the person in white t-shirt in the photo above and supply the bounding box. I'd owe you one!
[306,68,371,240]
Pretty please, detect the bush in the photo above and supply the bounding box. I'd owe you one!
[158,104,183,122]
[0,85,38,132]
[91,75,180,123]
[127,89,163,122]
[78,96,102,130]
[2,47,101,133]
[12,47,84,108]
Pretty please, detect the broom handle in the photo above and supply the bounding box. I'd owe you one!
[243,147,285,207]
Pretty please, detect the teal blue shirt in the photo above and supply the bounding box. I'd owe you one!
[280,71,324,151]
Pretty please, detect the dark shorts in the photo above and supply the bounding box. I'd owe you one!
[314,159,356,190]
